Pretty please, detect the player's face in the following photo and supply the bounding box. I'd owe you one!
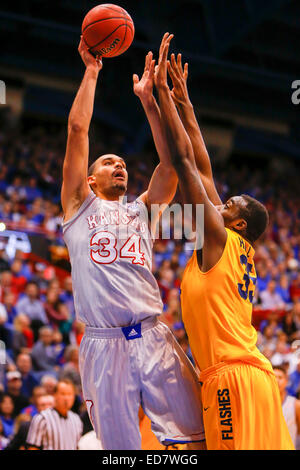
[89,154,128,197]
[216,196,247,231]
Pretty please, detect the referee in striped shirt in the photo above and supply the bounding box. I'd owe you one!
[25,379,83,450]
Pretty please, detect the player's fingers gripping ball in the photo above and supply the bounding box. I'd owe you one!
[82,3,135,58]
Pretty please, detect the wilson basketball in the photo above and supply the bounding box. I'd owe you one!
[81,4,135,58]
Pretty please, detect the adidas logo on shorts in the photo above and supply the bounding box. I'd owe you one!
[121,323,142,341]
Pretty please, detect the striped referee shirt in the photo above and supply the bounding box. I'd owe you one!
[26,408,83,450]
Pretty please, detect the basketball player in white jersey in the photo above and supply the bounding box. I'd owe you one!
[274,365,300,449]
[61,34,205,450]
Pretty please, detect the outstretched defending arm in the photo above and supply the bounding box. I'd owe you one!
[155,34,226,271]
[133,34,177,210]
[167,53,222,206]
[61,37,102,222]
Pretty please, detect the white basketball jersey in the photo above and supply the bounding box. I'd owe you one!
[282,395,297,446]
[62,191,163,327]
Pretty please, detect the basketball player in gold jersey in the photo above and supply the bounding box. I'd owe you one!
[154,33,294,450]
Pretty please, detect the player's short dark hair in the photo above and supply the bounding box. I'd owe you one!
[239,194,269,244]
[88,160,98,176]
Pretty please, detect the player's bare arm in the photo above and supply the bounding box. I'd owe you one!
[133,34,177,211]
[155,34,227,272]
[167,53,222,206]
[61,36,102,222]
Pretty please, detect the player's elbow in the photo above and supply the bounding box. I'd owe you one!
[68,121,87,135]
[171,150,193,172]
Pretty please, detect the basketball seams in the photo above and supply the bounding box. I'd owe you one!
[114,26,133,57]
[102,5,131,16]
[124,22,134,34]
[82,16,133,34]
[88,23,128,54]
[112,19,128,57]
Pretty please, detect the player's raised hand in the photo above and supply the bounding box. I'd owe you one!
[154,32,174,89]
[167,53,190,107]
[78,36,103,71]
[133,51,156,105]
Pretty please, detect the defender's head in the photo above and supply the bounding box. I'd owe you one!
[217,194,269,244]
[88,154,128,199]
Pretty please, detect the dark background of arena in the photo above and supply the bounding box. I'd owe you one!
[0,0,299,450]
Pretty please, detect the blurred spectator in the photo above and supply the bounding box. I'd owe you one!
[52,330,65,367]
[59,276,75,320]
[14,251,32,282]
[58,345,81,395]
[282,308,299,344]
[260,280,286,310]
[256,264,271,292]
[0,306,12,351]
[290,273,300,302]
[0,394,15,439]
[21,385,47,418]
[258,323,279,355]
[44,289,68,329]
[31,327,57,373]
[24,177,42,203]
[30,263,49,293]
[43,202,62,233]
[40,375,57,396]
[276,275,292,305]
[10,260,27,297]
[287,360,300,398]
[270,333,292,367]
[16,353,39,398]
[3,292,17,325]
[26,198,44,226]
[0,271,18,304]
[157,266,175,304]
[6,176,26,202]
[70,320,85,346]
[5,394,54,450]
[12,314,34,358]
[16,282,48,341]
[5,371,29,416]
[259,310,282,336]
[57,303,72,344]
[0,418,9,450]
[0,245,10,274]
[293,302,300,333]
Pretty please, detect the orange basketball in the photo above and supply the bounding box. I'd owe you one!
[81,4,134,58]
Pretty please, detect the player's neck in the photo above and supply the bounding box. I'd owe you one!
[94,189,126,202]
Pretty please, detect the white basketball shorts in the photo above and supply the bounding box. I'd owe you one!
[79,316,205,450]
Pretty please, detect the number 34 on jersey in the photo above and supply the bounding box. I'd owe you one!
[90,231,145,266]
